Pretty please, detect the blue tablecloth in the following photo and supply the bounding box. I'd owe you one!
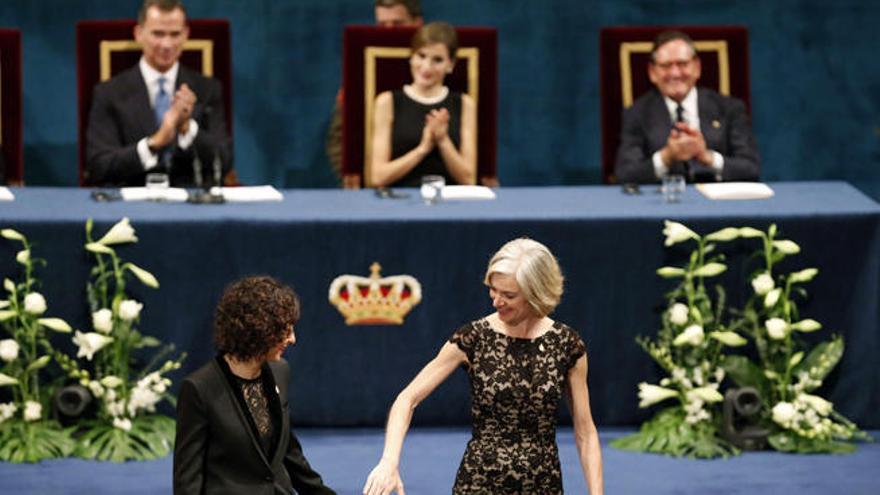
[1,182,878,427]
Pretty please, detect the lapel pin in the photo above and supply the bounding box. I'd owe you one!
[712,120,721,129]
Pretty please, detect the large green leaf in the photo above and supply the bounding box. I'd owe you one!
[794,336,844,388]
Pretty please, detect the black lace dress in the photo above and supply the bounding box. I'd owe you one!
[448,318,586,494]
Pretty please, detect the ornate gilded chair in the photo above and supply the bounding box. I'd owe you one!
[76,19,233,186]
[0,28,23,185]
[599,26,751,184]
[342,26,497,188]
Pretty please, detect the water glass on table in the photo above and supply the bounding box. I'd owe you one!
[420,175,445,205]
[662,174,685,203]
[145,172,170,201]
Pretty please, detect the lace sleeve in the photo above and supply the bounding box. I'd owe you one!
[565,328,587,372]
[449,321,479,362]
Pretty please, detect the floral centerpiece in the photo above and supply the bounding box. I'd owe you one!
[55,218,185,461]
[0,228,76,462]
[724,224,870,453]
[611,221,747,458]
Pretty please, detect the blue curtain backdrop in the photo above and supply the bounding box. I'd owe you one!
[1,0,878,199]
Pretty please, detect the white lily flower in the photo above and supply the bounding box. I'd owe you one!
[709,331,748,347]
[764,288,781,308]
[656,266,686,278]
[791,319,822,333]
[0,372,18,386]
[738,227,765,238]
[113,417,132,431]
[38,318,72,333]
[87,381,105,398]
[72,331,114,361]
[638,382,679,408]
[0,229,25,241]
[693,262,727,277]
[23,400,42,422]
[0,402,17,423]
[799,393,833,416]
[15,250,29,265]
[85,242,115,255]
[100,375,124,389]
[663,220,699,246]
[751,273,774,295]
[773,240,801,255]
[0,300,8,309]
[92,308,113,334]
[789,268,818,283]
[127,263,160,289]
[0,310,16,322]
[0,339,20,362]
[96,217,138,246]
[3,278,14,293]
[23,292,47,315]
[668,303,689,326]
[118,300,143,321]
[765,318,789,340]
[673,324,705,346]
[705,227,740,242]
[688,386,724,403]
[772,401,796,426]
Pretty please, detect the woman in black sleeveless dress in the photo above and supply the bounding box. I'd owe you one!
[370,22,477,188]
[364,239,604,494]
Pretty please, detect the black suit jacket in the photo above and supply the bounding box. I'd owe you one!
[173,358,335,495]
[85,64,232,187]
[615,87,759,184]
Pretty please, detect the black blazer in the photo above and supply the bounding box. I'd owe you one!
[615,87,760,184]
[173,358,335,495]
[85,64,232,187]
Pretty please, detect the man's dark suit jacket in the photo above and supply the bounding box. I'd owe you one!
[173,358,335,495]
[615,87,760,184]
[85,65,232,187]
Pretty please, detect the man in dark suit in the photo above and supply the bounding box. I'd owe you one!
[85,0,232,187]
[615,30,759,184]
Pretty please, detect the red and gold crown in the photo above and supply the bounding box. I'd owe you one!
[328,262,422,325]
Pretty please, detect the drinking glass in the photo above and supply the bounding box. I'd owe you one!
[662,174,685,203]
[420,175,445,205]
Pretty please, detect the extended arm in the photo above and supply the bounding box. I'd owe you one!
[363,342,467,495]
[565,354,604,495]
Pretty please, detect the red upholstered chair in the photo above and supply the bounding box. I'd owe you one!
[0,29,23,186]
[599,26,751,184]
[76,19,233,186]
[342,26,497,188]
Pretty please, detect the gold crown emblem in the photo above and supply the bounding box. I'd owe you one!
[328,262,422,325]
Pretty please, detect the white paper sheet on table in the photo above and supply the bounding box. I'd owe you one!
[696,182,774,200]
[120,187,189,202]
[0,187,14,201]
[219,186,283,202]
[441,185,496,200]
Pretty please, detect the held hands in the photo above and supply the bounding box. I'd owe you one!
[150,83,197,149]
[426,108,450,142]
[363,458,405,495]
[661,123,714,167]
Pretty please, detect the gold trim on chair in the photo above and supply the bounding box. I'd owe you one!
[363,46,479,187]
[99,39,214,81]
[619,39,730,108]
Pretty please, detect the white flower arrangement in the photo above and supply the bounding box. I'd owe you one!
[0,228,76,461]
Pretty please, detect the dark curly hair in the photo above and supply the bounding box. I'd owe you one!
[213,276,300,362]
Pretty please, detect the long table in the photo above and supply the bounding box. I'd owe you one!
[1,182,878,427]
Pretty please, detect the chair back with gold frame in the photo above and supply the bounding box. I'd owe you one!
[599,26,750,184]
[342,26,497,188]
[0,28,23,185]
[76,19,232,186]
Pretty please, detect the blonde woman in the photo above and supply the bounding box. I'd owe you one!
[370,22,476,188]
[364,239,603,495]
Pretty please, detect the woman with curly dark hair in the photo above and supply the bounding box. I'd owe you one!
[173,276,335,495]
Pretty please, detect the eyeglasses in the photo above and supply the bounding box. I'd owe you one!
[652,58,696,71]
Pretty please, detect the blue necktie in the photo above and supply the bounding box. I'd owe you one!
[154,76,170,126]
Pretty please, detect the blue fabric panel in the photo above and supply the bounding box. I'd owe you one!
[0,182,877,427]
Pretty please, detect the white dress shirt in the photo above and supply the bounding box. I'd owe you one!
[652,87,724,180]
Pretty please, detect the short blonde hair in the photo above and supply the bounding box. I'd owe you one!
[483,238,564,317]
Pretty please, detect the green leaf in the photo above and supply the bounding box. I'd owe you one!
[795,336,844,386]
[722,355,771,399]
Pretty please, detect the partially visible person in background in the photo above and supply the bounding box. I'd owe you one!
[326,0,423,188]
